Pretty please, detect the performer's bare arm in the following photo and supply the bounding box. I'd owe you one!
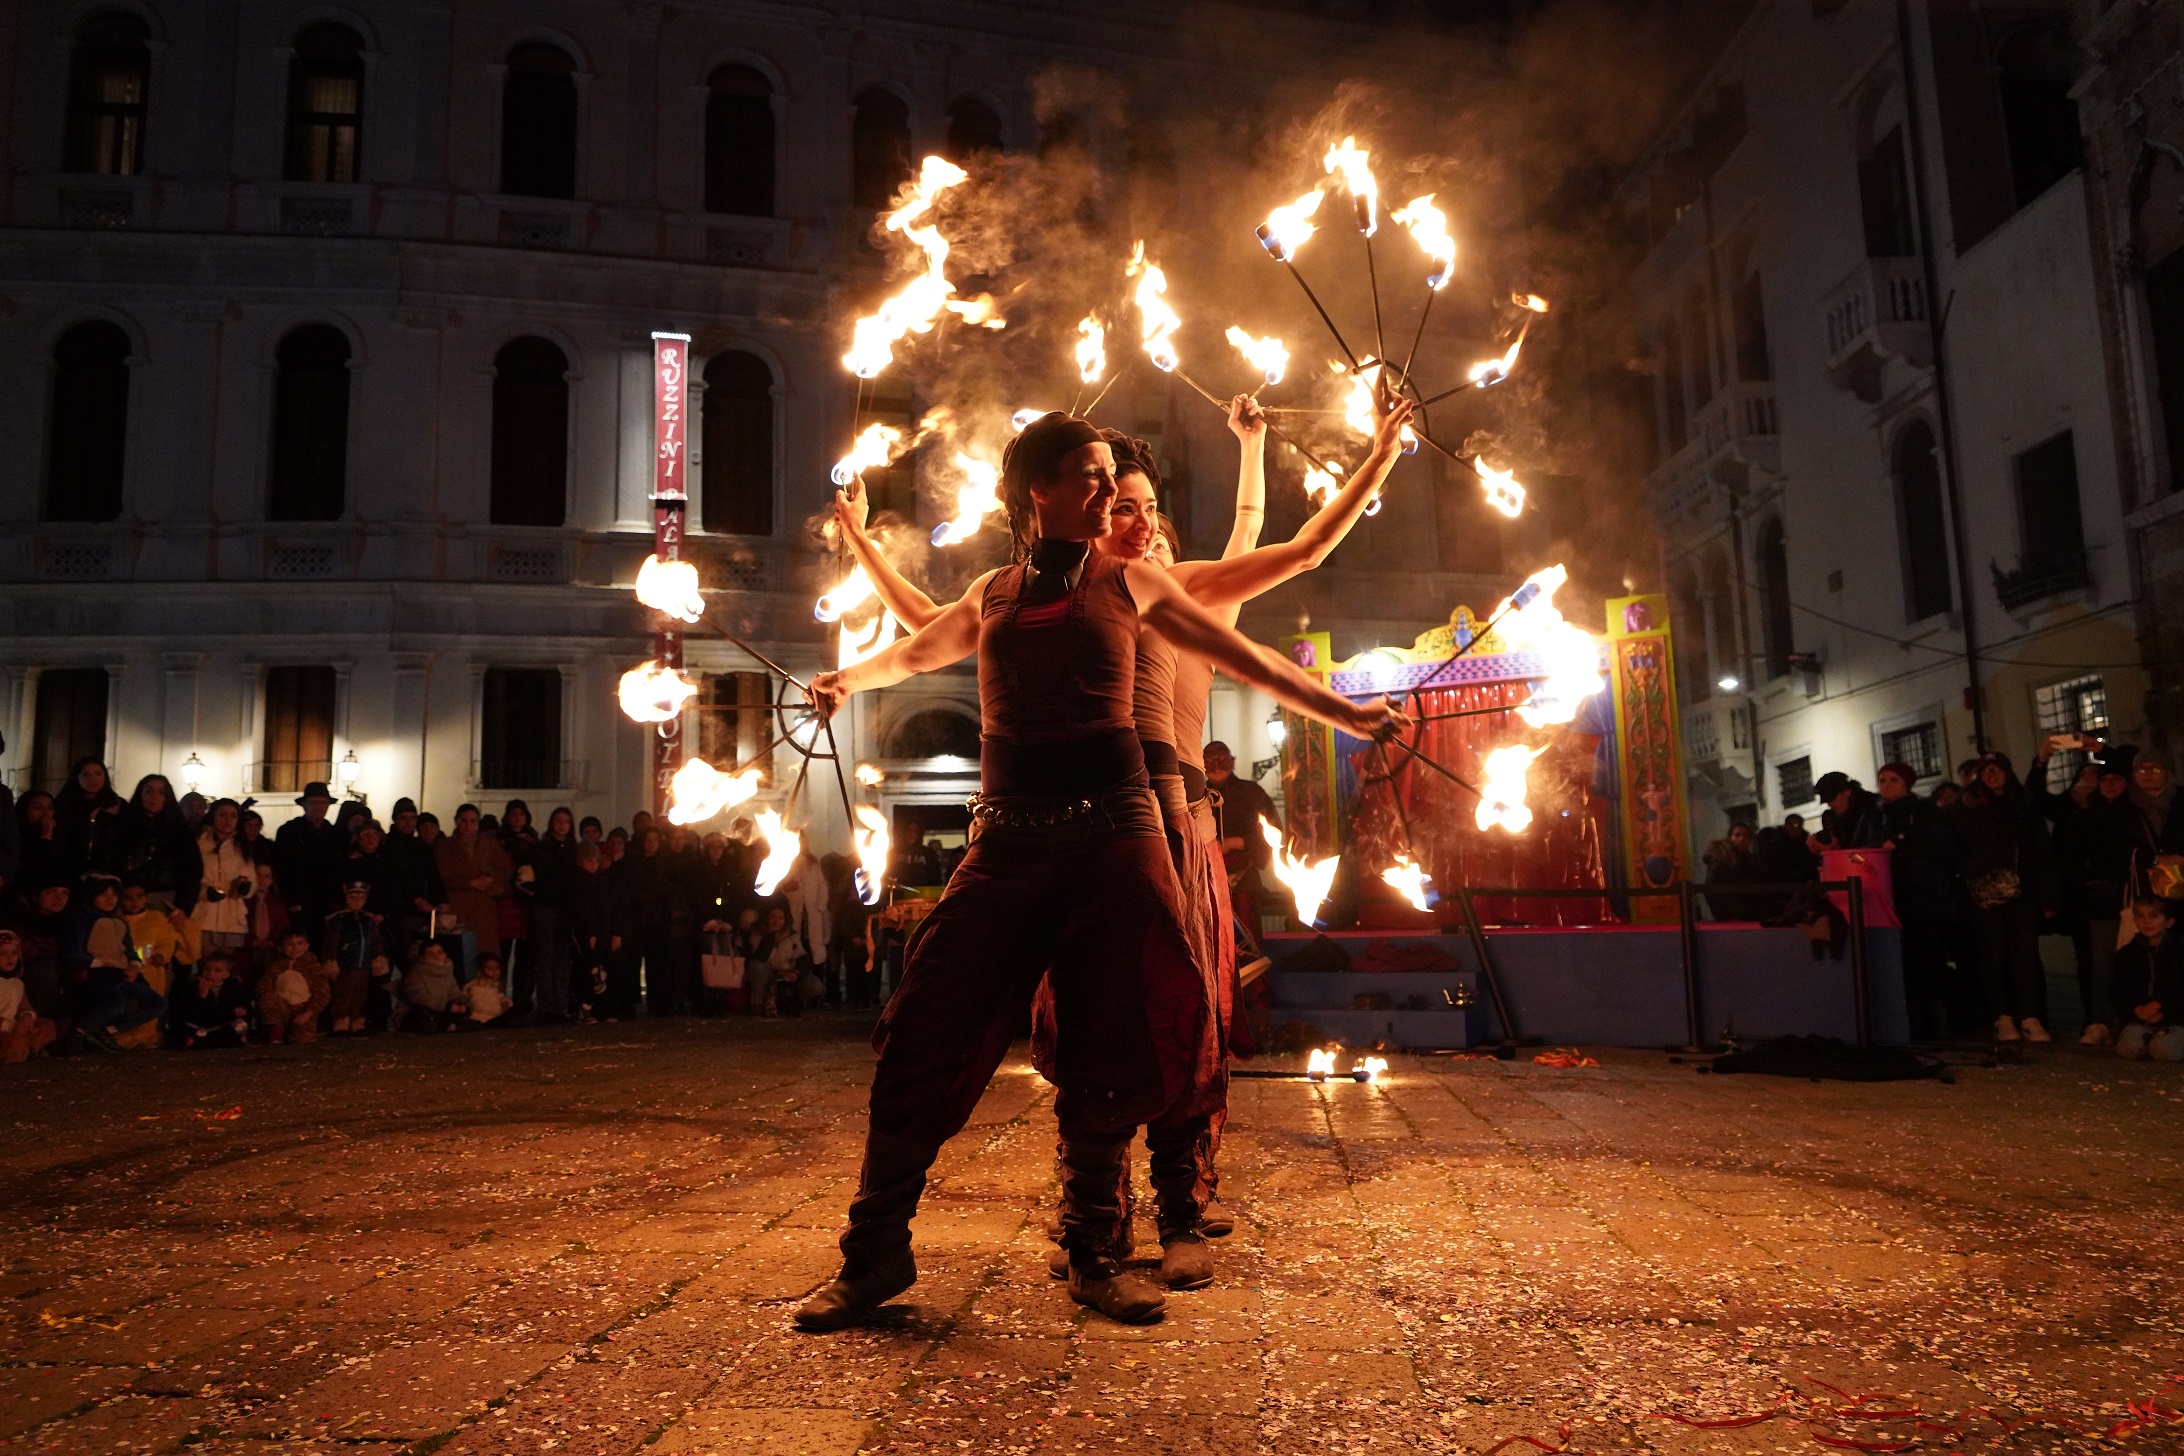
[809,573,994,709]
[1172,386,1412,610]
[1123,561,1406,741]
[832,478,947,631]
[1220,396,1268,562]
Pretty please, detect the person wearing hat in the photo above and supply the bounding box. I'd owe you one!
[1811,772,1885,851]
[273,782,346,944]
[321,876,390,1034]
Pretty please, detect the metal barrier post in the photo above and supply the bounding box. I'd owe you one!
[1845,875,1870,1047]
[1677,878,1702,1051]
[1453,885,1519,1046]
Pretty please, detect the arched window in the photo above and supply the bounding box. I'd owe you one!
[704,64,774,216]
[851,88,912,208]
[44,321,131,522]
[501,43,578,200]
[944,96,1004,161]
[64,12,150,175]
[286,24,364,183]
[1702,553,1736,688]
[887,708,980,760]
[1893,420,1953,621]
[1757,516,1794,679]
[267,324,351,522]
[489,337,569,527]
[701,351,774,535]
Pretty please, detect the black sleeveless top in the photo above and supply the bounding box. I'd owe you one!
[976,541,1146,796]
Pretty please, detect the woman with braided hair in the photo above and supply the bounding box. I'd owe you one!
[795,411,1406,1332]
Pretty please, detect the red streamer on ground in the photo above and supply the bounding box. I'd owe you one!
[1644,1373,2184,1453]
[1479,1422,1571,1455]
[1531,1048,1599,1068]
[138,1105,243,1123]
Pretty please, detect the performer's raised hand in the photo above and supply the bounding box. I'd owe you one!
[1227,394,1267,444]
[1346,694,1411,742]
[806,671,850,719]
[1369,371,1415,458]
[834,476,870,537]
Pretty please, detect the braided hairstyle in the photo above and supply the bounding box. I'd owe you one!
[998,413,1105,560]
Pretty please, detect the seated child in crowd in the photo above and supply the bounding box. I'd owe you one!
[2114,899,2184,1062]
[321,878,390,1036]
[756,905,804,1019]
[257,930,332,1045]
[171,953,252,1050]
[120,880,199,1049]
[0,931,59,1063]
[72,873,165,1053]
[399,942,467,1032]
[463,953,513,1029]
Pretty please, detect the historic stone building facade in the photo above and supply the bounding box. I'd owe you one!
[0,0,1511,842]
[1626,0,2147,847]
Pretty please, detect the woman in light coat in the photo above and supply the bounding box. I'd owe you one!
[190,799,257,955]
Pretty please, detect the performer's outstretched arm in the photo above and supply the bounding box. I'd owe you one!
[807,573,992,713]
[1173,389,1413,610]
[1124,560,1405,741]
[831,478,946,631]
[1219,395,1268,563]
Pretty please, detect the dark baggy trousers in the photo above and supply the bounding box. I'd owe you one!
[839,786,1204,1273]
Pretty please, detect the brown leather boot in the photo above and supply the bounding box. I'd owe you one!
[793,1250,916,1331]
[1067,1258,1166,1324]
[1159,1232,1214,1290]
[1198,1198,1235,1237]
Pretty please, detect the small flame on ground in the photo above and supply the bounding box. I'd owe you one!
[1390,194,1457,289]
[838,608,899,669]
[1126,242,1182,373]
[851,804,891,905]
[1224,326,1289,387]
[1075,316,1106,385]
[855,762,886,787]
[751,809,802,896]
[617,660,698,724]
[1306,1048,1338,1079]
[634,555,705,623]
[1257,187,1324,262]
[666,757,762,826]
[1381,854,1433,912]
[1357,1056,1390,1083]
[842,156,974,379]
[930,451,1003,547]
[1323,136,1379,235]
[1491,564,1606,726]
[1475,458,1526,518]
[1260,816,1339,926]
[1476,743,1545,834]
[831,422,905,486]
[815,564,875,623]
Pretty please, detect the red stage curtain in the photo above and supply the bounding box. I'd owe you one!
[1349,681,1609,927]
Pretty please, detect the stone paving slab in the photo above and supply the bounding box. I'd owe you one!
[6,1017,2184,1453]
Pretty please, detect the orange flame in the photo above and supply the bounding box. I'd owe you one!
[1075,315,1106,385]
[751,808,802,896]
[1381,854,1432,911]
[831,422,905,486]
[1224,326,1289,386]
[1335,360,1416,463]
[852,804,891,905]
[1474,458,1526,518]
[1357,1055,1390,1083]
[1258,187,1324,263]
[1306,1048,1338,1078]
[634,555,705,623]
[1260,816,1339,925]
[1476,743,1545,834]
[837,608,899,669]
[815,564,875,623]
[1323,136,1379,235]
[854,762,886,787]
[666,757,762,825]
[842,156,975,379]
[1491,564,1605,727]
[1010,407,1044,432]
[1514,293,1551,313]
[1391,194,1457,289]
[1126,242,1181,373]
[617,660,698,724]
[930,451,1003,547]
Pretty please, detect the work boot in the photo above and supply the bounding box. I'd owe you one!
[1057,1127,1135,1274]
[1068,1257,1166,1324]
[1160,1232,1214,1290]
[1198,1198,1235,1238]
[794,1250,917,1332]
[830,1128,938,1284]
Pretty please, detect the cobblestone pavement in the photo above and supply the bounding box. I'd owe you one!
[4,1018,2183,1455]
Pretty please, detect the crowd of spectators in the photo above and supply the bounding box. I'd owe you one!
[0,756,919,1060]
[1701,740,2184,1052]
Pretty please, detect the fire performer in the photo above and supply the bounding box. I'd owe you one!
[824,384,1415,1296]
[795,413,1405,1331]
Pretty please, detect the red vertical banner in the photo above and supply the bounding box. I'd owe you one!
[650,332,692,818]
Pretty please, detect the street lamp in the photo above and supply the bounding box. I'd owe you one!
[179,752,206,797]
[337,749,364,805]
[1265,713,1288,747]
[1717,675,1741,693]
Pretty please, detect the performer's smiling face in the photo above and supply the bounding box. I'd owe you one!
[1097,468,1159,561]
[1029,440,1118,540]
